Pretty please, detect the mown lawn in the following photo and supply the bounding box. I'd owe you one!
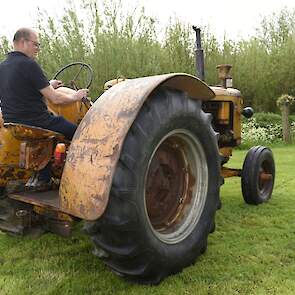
[0,145,294,294]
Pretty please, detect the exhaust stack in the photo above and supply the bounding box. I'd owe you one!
[192,26,205,81]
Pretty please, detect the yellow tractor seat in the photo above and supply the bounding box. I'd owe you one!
[4,123,65,141]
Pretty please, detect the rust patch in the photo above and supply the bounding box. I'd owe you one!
[221,167,241,178]
[59,74,214,220]
[145,136,192,230]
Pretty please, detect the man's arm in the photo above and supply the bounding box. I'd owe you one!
[40,85,88,105]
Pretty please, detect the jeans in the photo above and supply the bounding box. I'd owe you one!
[40,115,77,141]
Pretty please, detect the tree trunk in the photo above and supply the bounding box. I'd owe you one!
[282,103,290,143]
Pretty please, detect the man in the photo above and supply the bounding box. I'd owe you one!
[0,27,88,190]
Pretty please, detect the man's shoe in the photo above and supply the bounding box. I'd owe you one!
[25,173,38,189]
[25,174,52,192]
[29,179,52,192]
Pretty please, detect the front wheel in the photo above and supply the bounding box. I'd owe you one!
[84,87,220,284]
[241,146,275,205]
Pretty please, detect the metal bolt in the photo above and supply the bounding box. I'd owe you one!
[16,210,28,217]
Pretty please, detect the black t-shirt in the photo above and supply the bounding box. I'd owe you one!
[0,51,52,125]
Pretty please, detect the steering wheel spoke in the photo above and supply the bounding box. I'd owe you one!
[53,62,93,90]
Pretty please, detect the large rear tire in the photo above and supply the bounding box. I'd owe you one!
[84,87,220,284]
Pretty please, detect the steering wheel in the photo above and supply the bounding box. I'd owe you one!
[52,62,93,108]
[52,62,93,90]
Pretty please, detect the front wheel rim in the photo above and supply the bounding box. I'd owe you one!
[144,129,208,244]
[257,159,274,199]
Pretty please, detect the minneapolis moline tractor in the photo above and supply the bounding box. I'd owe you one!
[0,28,275,284]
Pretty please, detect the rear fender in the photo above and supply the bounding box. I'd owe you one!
[59,73,215,220]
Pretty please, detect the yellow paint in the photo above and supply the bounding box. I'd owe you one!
[60,73,215,220]
[46,87,89,124]
[1,73,245,221]
[218,102,230,124]
[211,87,243,141]
[221,167,241,178]
[0,114,32,186]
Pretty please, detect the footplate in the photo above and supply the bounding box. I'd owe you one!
[0,197,33,235]
[0,190,75,237]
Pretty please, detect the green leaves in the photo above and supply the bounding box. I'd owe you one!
[1,1,295,113]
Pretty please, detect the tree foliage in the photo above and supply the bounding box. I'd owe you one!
[1,1,295,112]
[277,94,295,108]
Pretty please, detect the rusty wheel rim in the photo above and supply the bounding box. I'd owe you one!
[258,159,274,199]
[144,129,208,244]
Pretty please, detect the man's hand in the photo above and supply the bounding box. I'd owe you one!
[50,79,64,89]
[73,89,89,101]
[41,85,89,105]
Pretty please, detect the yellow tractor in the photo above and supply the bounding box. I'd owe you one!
[0,28,275,284]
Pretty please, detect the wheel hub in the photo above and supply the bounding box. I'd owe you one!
[258,160,274,194]
[144,130,208,244]
[145,138,190,230]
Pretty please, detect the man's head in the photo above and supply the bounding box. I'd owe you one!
[13,28,40,59]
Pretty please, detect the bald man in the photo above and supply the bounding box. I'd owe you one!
[0,27,88,190]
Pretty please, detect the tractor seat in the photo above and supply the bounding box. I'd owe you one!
[4,123,65,141]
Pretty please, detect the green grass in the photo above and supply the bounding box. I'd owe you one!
[0,145,294,294]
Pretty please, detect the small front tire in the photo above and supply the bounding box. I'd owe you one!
[241,146,275,205]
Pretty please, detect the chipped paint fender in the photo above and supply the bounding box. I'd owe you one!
[59,73,215,220]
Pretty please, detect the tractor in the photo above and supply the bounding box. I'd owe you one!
[0,27,275,284]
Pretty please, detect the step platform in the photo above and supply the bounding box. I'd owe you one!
[8,190,60,211]
[4,191,73,237]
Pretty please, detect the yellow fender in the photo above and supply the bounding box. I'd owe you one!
[59,73,215,220]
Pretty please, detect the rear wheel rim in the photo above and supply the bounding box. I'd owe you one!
[144,129,208,244]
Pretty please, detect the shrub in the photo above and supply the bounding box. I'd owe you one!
[241,112,295,148]
[251,112,282,127]
[277,94,295,108]
[241,117,282,145]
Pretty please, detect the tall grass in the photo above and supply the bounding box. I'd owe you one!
[1,1,295,112]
